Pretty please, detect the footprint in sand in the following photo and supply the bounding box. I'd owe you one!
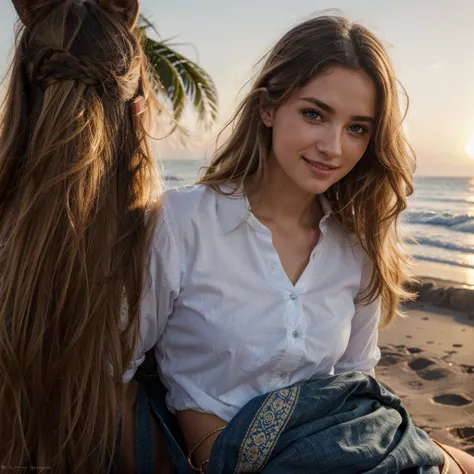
[432,393,472,407]
[461,365,474,374]
[408,357,436,371]
[422,317,429,321]
[453,344,463,348]
[418,367,453,381]
[407,347,423,354]
[379,353,406,367]
[447,426,474,443]
[406,335,413,339]
[406,357,454,381]
[427,341,435,345]
[391,345,410,355]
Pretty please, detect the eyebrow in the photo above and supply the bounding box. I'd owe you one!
[299,97,375,123]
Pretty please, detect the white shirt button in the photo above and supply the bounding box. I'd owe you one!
[292,330,299,339]
[290,293,297,300]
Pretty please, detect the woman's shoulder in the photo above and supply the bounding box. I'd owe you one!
[155,184,226,248]
[160,184,217,224]
[326,215,367,265]
[162,183,214,208]
[163,183,205,198]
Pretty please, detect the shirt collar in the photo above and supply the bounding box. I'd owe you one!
[319,194,333,226]
[217,185,334,235]
[216,185,251,234]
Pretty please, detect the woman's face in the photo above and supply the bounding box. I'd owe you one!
[261,66,377,195]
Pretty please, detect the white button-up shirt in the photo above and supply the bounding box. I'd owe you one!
[124,185,381,422]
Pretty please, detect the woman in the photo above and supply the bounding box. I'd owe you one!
[132,15,474,474]
[1,2,471,472]
[0,0,172,472]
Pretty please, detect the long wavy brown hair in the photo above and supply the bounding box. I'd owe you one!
[199,14,415,327]
[0,0,159,471]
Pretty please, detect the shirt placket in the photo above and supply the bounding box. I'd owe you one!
[268,228,329,387]
[276,289,305,385]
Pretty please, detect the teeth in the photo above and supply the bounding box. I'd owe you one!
[304,157,332,170]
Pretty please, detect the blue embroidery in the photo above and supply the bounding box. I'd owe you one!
[234,385,300,473]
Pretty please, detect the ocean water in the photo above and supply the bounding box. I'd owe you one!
[405,177,474,270]
[161,159,474,284]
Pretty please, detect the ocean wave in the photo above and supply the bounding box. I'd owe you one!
[411,196,474,205]
[405,210,474,233]
[410,236,474,255]
[411,254,474,270]
[164,175,183,182]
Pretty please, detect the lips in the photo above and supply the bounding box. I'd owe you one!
[302,156,339,170]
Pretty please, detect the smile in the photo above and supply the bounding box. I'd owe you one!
[302,156,339,172]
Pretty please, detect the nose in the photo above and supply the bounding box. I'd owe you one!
[316,126,343,158]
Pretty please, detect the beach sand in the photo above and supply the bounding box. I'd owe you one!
[378,294,474,455]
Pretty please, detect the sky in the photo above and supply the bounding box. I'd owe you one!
[1,0,474,176]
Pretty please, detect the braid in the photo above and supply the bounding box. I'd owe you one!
[32,49,122,98]
[21,2,142,102]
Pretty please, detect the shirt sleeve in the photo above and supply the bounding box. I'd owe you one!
[334,255,381,377]
[123,203,181,383]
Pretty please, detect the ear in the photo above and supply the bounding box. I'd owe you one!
[259,89,275,127]
[99,0,140,29]
[11,0,50,27]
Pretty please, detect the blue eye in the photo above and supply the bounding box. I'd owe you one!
[302,109,322,121]
[349,124,368,135]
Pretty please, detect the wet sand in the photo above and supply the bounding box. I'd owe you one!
[378,300,474,455]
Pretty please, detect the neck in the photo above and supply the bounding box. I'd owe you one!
[247,155,322,229]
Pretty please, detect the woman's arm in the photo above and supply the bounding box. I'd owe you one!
[123,204,181,383]
[334,253,381,376]
[333,294,381,376]
[118,204,181,472]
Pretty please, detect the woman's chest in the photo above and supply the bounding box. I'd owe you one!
[165,283,356,379]
[169,266,360,372]
[270,224,321,287]
[166,223,364,368]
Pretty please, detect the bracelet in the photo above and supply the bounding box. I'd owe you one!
[187,426,226,473]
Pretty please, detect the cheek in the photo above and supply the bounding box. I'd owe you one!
[272,118,313,157]
[343,138,370,167]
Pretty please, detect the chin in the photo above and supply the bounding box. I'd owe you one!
[296,177,334,196]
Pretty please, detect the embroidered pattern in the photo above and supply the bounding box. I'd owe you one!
[234,385,300,473]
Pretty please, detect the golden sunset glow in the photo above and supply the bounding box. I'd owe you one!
[466,138,474,160]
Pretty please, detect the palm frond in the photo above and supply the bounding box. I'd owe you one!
[138,16,219,129]
[138,14,160,38]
